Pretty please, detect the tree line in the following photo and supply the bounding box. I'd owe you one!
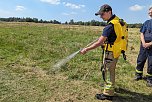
[0,17,142,28]
[0,17,61,24]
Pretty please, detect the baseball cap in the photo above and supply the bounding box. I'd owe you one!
[95,4,112,16]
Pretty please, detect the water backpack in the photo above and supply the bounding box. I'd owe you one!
[101,16,128,84]
[104,16,128,59]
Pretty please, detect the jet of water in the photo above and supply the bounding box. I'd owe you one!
[52,49,81,71]
[51,38,98,72]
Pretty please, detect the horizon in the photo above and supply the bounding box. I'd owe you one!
[0,17,143,24]
[0,0,152,24]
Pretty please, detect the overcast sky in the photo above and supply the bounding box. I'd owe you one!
[0,0,152,23]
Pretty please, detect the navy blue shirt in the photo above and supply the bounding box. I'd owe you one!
[140,19,152,41]
[102,15,117,44]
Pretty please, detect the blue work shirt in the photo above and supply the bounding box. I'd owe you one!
[140,19,152,41]
[102,15,117,44]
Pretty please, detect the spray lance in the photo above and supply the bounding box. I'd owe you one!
[52,38,99,72]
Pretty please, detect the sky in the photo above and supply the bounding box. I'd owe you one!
[0,0,152,24]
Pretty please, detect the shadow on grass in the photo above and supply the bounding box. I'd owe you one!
[113,87,152,102]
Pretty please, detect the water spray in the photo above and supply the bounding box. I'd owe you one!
[52,38,99,72]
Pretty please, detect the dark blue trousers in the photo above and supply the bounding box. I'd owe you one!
[136,44,152,76]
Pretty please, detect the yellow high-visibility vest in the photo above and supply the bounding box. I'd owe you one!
[105,16,128,58]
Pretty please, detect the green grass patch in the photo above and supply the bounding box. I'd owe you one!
[0,22,152,102]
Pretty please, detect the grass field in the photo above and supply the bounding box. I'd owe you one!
[0,22,152,102]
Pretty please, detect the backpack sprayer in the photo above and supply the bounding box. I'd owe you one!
[52,38,99,72]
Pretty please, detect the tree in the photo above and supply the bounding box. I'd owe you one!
[33,18,38,23]
[69,19,74,25]
[65,21,68,24]
[39,19,43,23]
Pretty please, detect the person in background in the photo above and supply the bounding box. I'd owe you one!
[80,4,128,100]
[135,7,152,87]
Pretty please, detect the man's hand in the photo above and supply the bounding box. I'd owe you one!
[142,42,152,48]
[80,48,88,54]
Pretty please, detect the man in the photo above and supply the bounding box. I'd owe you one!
[80,4,128,100]
[135,7,152,87]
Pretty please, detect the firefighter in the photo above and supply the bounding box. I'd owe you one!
[80,4,128,100]
[135,7,152,87]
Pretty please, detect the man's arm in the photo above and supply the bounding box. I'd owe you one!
[140,33,146,46]
[80,36,107,54]
[141,33,152,48]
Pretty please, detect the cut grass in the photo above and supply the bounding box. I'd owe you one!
[0,22,152,102]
